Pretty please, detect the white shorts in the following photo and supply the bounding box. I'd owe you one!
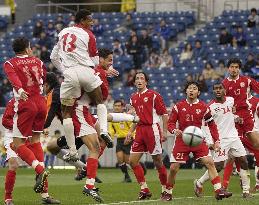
[3,129,18,161]
[60,66,102,100]
[213,138,246,163]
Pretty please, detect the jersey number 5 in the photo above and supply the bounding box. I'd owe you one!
[62,33,77,52]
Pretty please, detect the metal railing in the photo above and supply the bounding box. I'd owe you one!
[224,0,258,11]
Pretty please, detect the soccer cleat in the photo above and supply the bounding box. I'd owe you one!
[161,192,173,201]
[82,186,104,203]
[42,196,61,204]
[63,151,79,162]
[74,168,102,183]
[4,199,14,205]
[34,171,50,193]
[95,177,103,183]
[124,175,132,183]
[138,190,152,200]
[242,192,253,199]
[100,133,113,148]
[215,188,232,200]
[194,179,203,197]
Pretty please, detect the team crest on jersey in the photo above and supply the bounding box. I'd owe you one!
[240,82,245,87]
[196,109,201,114]
[182,108,186,111]
[144,97,148,102]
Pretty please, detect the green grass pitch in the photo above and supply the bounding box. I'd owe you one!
[1,168,259,205]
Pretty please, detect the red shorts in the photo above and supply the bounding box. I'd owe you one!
[171,136,209,163]
[235,109,255,136]
[240,136,259,155]
[131,123,162,155]
[72,105,97,138]
[13,96,47,138]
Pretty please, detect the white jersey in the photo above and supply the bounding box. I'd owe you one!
[50,25,99,71]
[209,97,239,140]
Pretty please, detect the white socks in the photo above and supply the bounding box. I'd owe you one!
[57,149,85,169]
[97,104,108,133]
[198,170,210,186]
[240,169,250,193]
[109,113,135,122]
[63,118,77,153]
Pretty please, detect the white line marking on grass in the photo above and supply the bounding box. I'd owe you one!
[99,193,259,205]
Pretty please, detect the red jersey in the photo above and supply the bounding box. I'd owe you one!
[249,96,259,117]
[168,99,219,142]
[3,55,46,97]
[222,76,259,111]
[2,98,15,130]
[95,65,108,101]
[130,89,167,125]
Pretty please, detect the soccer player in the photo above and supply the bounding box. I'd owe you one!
[125,72,168,200]
[194,82,251,198]
[222,58,259,148]
[3,37,49,193]
[50,9,111,161]
[162,82,232,201]
[2,99,60,205]
[109,100,133,183]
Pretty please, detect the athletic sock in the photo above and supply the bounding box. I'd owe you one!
[211,176,222,193]
[16,144,44,174]
[85,158,98,189]
[63,118,77,153]
[97,104,108,133]
[157,165,167,186]
[198,170,209,186]
[57,149,85,169]
[5,170,16,201]
[240,169,250,193]
[223,161,234,189]
[132,164,146,186]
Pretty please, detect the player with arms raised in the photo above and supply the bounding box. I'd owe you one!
[50,9,111,161]
[162,82,232,201]
[125,72,168,200]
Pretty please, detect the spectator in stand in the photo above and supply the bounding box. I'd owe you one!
[231,37,238,48]
[115,13,134,32]
[92,19,104,36]
[147,49,161,68]
[31,45,41,58]
[47,62,58,74]
[159,49,173,68]
[243,53,257,74]
[127,35,142,69]
[1,78,12,95]
[197,74,208,92]
[126,29,137,45]
[46,21,56,38]
[37,32,52,49]
[185,74,194,84]
[192,40,205,59]
[68,14,76,27]
[202,62,219,80]
[112,39,124,56]
[155,19,171,50]
[247,8,259,28]
[55,15,65,27]
[33,20,44,38]
[219,27,233,46]
[139,29,153,62]
[215,60,227,79]
[180,43,193,62]
[233,26,246,47]
[54,23,63,40]
[40,46,51,63]
[125,69,136,87]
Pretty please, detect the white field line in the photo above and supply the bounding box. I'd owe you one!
[99,193,259,205]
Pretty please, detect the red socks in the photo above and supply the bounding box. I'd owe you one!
[223,161,234,189]
[157,165,167,186]
[85,158,98,189]
[98,145,106,158]
[132,164,146,184]
[28,142,44,162]
[16,144,44,174]
[211,176,222,193]
[5,170,16,200]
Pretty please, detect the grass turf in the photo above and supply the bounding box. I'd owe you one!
[0,168,259,205]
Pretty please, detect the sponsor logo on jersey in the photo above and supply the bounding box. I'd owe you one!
[182,108,186,111]
[144,97,148,102]
[240,82,245,87]
[196,109,201,114]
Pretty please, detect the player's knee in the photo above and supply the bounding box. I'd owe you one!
[8,158,19,171]
[204,159,214,169]
[238,156,249,169]
[215,163,224,172]
[170,163,180,172]
[129,160,138,168]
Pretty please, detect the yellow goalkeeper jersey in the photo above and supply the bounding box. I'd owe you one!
[109,121,132,139]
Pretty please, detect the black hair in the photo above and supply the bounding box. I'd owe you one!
[195,39,202,44]
[46,72,59,90]
[54,130,61,135]
[227,58,242,68]
[251,8,257,13]
[184,81,201,93]
[98,48,113,59]
[75,9,92,24]
[212,81,224,90]
[133,71,149,83]
[114,99,123,105]
[12,37,30,54]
